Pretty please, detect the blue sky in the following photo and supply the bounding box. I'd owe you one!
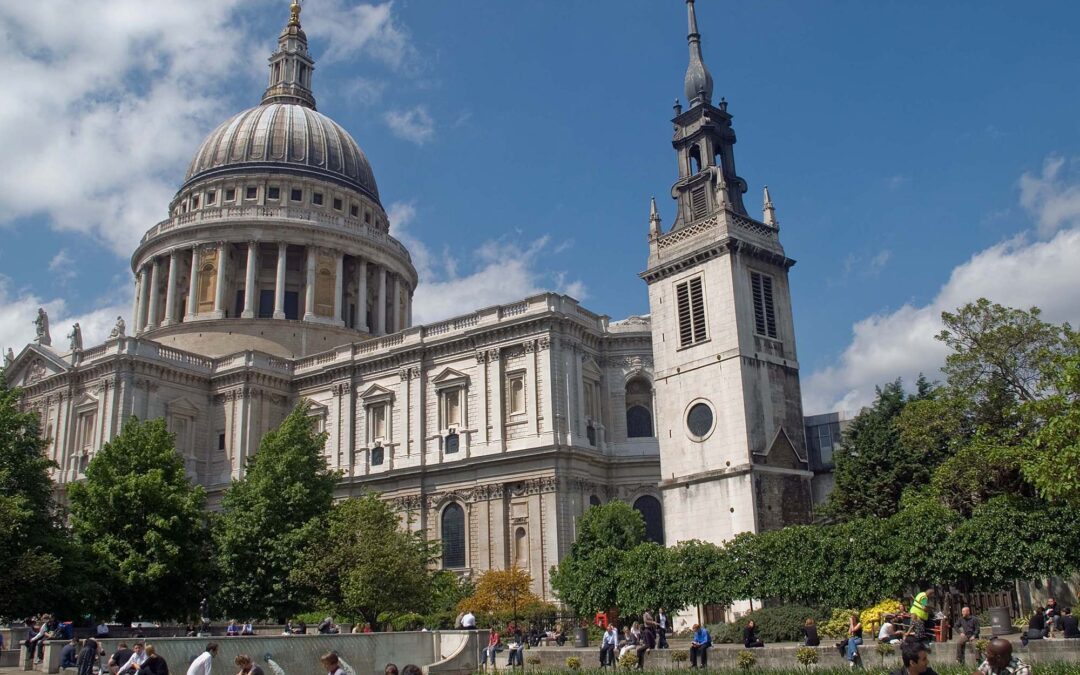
[3,1,1080,413]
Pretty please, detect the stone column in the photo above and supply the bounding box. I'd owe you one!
[130,274,141,330]
[242,241,258,319]
[303,246,316,321]
[274,242,287,320]
[333,252,344,325]
[185,246,200,321]
[376,265,387,335]
[146,258,161,328]
[356,257,369,332]
[404,284,412,328]
[135,265,151,333]
[163,249,179,326]
[392,274,402,333]
[212,241,228,317]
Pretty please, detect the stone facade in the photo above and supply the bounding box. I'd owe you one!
[5,1,812,608]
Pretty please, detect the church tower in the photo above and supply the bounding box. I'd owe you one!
[642,0,813,548]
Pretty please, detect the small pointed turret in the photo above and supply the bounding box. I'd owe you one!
[714,168,729,208]
[683,0,714,107]
[649,197,663,239]
[762,185,778,227]
[262,0,317,109]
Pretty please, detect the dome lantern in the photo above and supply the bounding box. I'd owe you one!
[262,0,317,109]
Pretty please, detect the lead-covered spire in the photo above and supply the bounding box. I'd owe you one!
[683,0,714,107]
[262,0,317,109]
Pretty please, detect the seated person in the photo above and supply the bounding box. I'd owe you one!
[506,625,524,667]
[1028,608,1048,639]
[618,624,640,659]
[690,624,711,669]
[743,620,764,648]
[879,617,902,645]
[1061,608,1079,639]
[241,623,255,636]
[802,618,820,647]
[482,627,501,667]
[59,639,80,668]
[226,621,240,637]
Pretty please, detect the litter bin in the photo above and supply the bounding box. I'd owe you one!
[989,607,1015,636]
[574,627,589,648]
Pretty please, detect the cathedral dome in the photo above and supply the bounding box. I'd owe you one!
[183,103,380,204]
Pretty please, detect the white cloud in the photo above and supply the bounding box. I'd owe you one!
[48,250,77,283]
[384,106,435,145]
[868,249,891,273]
[803,160,1080,414]
[303,0,415,70]
[0,276,130,360]
[387,201,585,325]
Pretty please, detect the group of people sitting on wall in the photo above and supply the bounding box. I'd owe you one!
[1022,598,1080,644]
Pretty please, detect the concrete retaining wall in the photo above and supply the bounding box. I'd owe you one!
[37,631,485,675]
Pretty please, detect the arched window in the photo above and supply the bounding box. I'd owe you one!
[689,144,702,174]
[197,262,216,313]
[625,376,654,438]
[514,527,528,567]
[633,495,665,545]
[441,503,466,569]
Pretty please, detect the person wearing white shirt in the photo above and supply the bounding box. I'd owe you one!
[461,611,476,629]
[115,643,147,675]
[186,643,218,675]
[599,625,619,667]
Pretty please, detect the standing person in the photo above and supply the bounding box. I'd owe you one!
[891,641,929,675]
[689,624,711,670]
[907,589,934,639]
[109,643,134,675]
[599,624,618,667]
[138,646,168,675]
[320,653,345,675]
[186,643,219,675]
[657,609,669,649]
[802,619,820,647]
[76,638,101,675]
[234,655,263,675]
[845,613,863,665]
[743,620,764,648]
[955,606,980,664]
[976,638,1030,675]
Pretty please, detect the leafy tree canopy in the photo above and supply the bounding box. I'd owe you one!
[571,501,646,556]
[213,403,338,621]
[68,417,209,622]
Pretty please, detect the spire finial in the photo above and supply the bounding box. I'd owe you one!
[289,0,301,27]
[762,185,778,227]
[683,0,714,107]
[649,197,662,239]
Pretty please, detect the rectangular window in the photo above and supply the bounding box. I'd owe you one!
[225,188,236,202]
[291,188,303,202]
[583,380,599,420]
[267,186,280,200]
[191,195,200,209]
[245,186,258,200]
[675,276,708,347]
[350,204,359,217]
[507,373,526,416]
[750,271,778,339]
[333,197,343,211]
[312,192,324,206]
[370,403,387,440]
[217,432,226,451]
[441,388,462,429]
[364,210,372,224]
[78,412,96,452]
[206,191,216,205]
[691,185,708,220]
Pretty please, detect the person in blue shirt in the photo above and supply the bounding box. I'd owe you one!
[690,624,711,669]
[599,625,619,667]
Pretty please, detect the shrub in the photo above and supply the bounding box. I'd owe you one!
[795,647,819,667]
[671,650,689,665]
[714,605,827,643]
[974,638,990,661]
[859,599,903,632]
[737,650,757,671]
[820,608,858,638]
[565,656,581,670]
[618,652,638,669]
[875,641,895,666]
[390,611,425,631]
[525,655,541,666]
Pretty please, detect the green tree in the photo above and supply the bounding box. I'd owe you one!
[673,539,737,617]
[821,377,935,521]
[570,501,646,554]
[0,372,89,619]
[68,417,209,621]
[614,542,684,616]
[291,493,435,624]
[1024,333,1080,507]
[214,403,338,621]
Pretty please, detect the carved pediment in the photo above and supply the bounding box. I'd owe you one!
[431,367,469,390]
[359,383,394,403]
[73,392,99,412]
[6,345,71,387]
[165,397,200,417]
[582,357,603,380]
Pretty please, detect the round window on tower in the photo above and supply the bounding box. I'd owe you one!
[685,399,715,442]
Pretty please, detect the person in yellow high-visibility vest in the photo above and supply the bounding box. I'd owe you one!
[907,589,935,638]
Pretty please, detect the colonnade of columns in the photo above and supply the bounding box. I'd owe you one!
[130,241,412,337]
